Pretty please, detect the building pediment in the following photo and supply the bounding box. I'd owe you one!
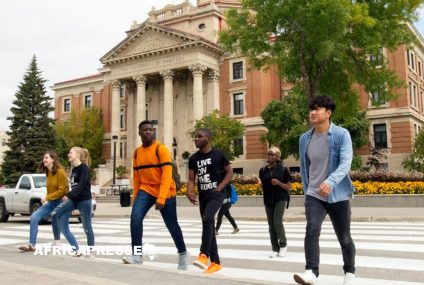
[100,22,222,66]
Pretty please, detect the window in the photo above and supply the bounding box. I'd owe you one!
[370,48,384,66]
[414,123,418,138]
[63,98,71,112]
[119,84,125,98]
[409,81,418,108]
[408,50,415,70]
[19,176,31,190]
[120,108,125,129]
[232,61,243,80]
[233,138,244,156]
[84,95,92,108]
[373,124,387,149]
[233,93,244,115]
[419,61,422,78]
[370,85,386,105]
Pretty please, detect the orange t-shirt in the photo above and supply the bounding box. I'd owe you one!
[132,140,176,205]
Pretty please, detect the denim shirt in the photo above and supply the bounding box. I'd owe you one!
[299,122,355,203]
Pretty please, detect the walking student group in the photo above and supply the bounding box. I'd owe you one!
[18,95,356,285]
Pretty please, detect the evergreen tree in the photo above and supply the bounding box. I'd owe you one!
[1,55,55,185]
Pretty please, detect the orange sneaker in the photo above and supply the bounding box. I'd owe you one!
[193,253,209,269]
[204,262,222,273]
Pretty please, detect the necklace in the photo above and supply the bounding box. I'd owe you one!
[267,164,277,176]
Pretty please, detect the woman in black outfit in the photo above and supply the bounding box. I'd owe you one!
[259,147,291,258]
[215,184,239,235]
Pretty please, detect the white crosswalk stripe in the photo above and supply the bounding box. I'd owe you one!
[1,218,423,285]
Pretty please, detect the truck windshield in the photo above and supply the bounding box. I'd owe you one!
[33,176,47,188]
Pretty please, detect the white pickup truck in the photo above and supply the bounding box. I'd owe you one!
[0,174,96,222]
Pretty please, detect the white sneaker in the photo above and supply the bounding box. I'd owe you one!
[122,255,143,264]
[177,252,189,270]
[269,251,279,258]
[278,246,287,257]
[293,270,318,285]
[343,273,355,285]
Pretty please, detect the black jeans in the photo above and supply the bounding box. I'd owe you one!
[199,191,224,264]
[304,195,356,277]
[265,200,287,252]
[216,202,238,232]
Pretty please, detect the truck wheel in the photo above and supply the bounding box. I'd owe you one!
[0,201,10,222]
[31,202,42,215]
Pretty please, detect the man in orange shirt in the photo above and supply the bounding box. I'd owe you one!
[122,120,188,270]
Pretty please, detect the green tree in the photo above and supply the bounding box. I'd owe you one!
[402,131,424,173]
[220,0,419,102]
[55,107,105,169]
[1,56,55,185]
[193,110,245,161]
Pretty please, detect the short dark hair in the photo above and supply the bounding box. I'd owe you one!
[138,120,153,129]
[197,128,212,139]
[309,95,336,113]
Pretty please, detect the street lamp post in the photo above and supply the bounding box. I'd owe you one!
[172,138,177,160]
[112,135,118,186]
[19,144,25,174]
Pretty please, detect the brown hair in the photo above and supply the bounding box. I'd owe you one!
[71,147,92,167]
[38,150,63,175]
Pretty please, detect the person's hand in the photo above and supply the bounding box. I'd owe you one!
[319,182,332,197]
[62,196,69,202]
[155,202,164,210]
[271,179,280,186]
[41,198,46,205]
[186,191,198,205]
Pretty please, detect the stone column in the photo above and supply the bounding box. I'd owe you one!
[110,80,121,159]
[189,63,207,121]
[133,74,147,148]
[208,69,220,111]
[160,70,174,151]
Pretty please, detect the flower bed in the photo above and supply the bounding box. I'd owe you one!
[176,181,424,196]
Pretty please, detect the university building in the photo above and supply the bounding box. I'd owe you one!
[52,0,424,185]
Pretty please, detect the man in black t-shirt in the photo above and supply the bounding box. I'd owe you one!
[187,128,233,274]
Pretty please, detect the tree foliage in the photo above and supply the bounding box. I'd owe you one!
[220,0,420,102]
[1,56,55,185]
[402,130,424,173]
[192,110,245,161]
[55,107,104,169]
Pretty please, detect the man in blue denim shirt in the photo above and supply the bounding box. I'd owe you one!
[294,95,356,285]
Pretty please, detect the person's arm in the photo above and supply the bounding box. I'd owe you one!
[132,149,141,204]
[156,145,173,207]
[323,130,353,191]
[67,165,90,199]
[299,134,309,194]
[186,169,198,205]
[45,169,69,201]
[272,166,291,191]
[215,164,233,192]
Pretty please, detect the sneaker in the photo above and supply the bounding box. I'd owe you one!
[204,262,222,273]
[231,228,240,234]
[122,255,143,264]
[269,251,279,258]
[293,270,318,285]
[177,252,189,270]
[193,253,209,269]
[278,246,287,257]
[343,273,355,285]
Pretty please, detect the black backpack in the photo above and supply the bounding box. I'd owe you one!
[133,143,182,191]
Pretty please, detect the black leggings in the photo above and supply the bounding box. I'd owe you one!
[216,202,238,231]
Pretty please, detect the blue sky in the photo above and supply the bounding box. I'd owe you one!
[0,1,423,132]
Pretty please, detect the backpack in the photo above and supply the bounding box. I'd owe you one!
[229,184,238,205]
[133,143,182,191]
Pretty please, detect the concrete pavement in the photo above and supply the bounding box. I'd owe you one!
[94,200,424,222]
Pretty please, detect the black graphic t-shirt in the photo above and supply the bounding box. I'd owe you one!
[189,149,230,199]
[67,163,92,201]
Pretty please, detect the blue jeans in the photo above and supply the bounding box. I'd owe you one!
[29,200,62,245]
[304,195,356,277]
[130,190,186,255]
[51,199,94,251]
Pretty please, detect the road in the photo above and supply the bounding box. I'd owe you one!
[0,216,423,285]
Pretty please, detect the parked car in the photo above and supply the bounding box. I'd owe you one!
[0,174,96,222]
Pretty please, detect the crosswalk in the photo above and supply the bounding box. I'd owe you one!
[1,218,423,285]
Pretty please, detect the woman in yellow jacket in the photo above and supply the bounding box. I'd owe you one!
[19,151,69,252]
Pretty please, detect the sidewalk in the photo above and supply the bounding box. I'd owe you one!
[94,202,424,222]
